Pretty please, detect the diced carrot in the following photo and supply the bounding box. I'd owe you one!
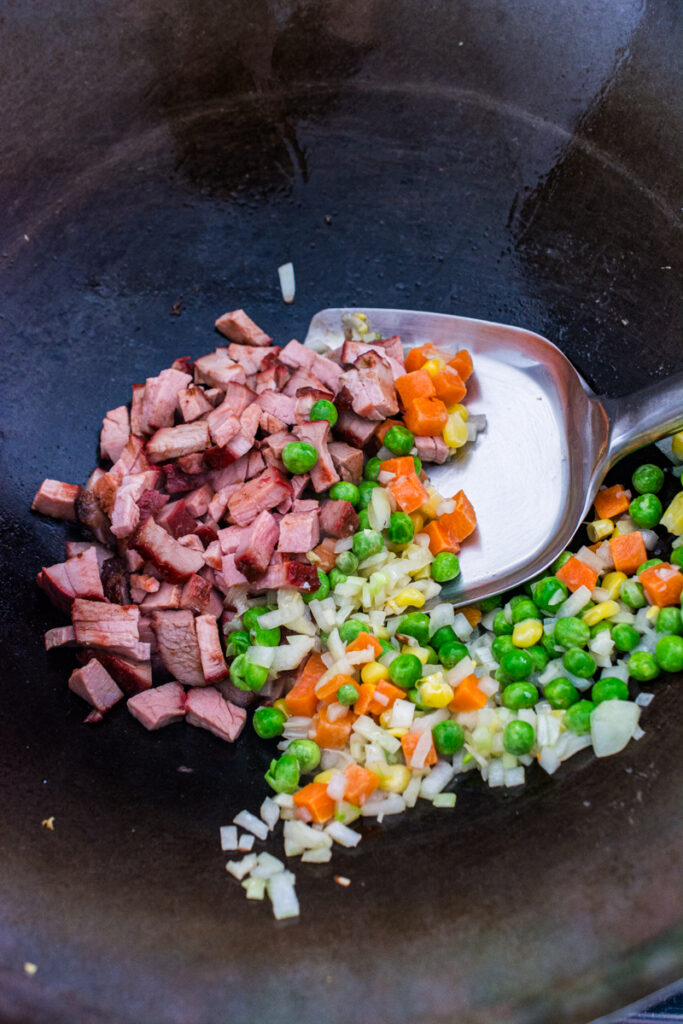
[310,537,338,572]
[376,419,404,444]
[448,349,473,381]
[608,532,648,576]
[316,672,358,703]
[403,396,449,437]
[459,605,482,627]
[343,763,379,806]
[346,632,383,659]
[396,369,436,407]
[639,562,683,607]
[432,366,466,406]
[448,673,487,712]
[380,456,416,479]
[388,473,430,514]
[353,682,376,716]
[401,730,438,767]
[423,519,460,555]
[367,678,406,716]
[293,782,336,823]
[285,652,327,717]
[440,490,477,542]
[593,484,631,520]
[312,706,354,749]
[404,344,433,373]
[555,555,599,594]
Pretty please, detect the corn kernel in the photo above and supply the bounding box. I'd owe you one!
[379,710,393,729]
[419,678,454,708]
[419,487,443,520]
[661,492,683,535]
[411,565,431,581]
[586,519,614,542]
[646,605,660,623]
[409,511,425,532]
[446,402,468,420]
[582,600,620,626]
[672,431,683,460]
[443,412,468,448]
[512,619,543,647]
[422,358,444,377]
[601,571,627,600]
[393,587,426,609]
[272,698,290,718]
[401,644,431,664]
[361,661,389,685]
[367,762,412,793]
[314,769,335,784]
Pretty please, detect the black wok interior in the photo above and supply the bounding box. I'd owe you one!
[1,2,681,1022]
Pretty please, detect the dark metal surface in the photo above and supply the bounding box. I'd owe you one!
[0,2,681,1022]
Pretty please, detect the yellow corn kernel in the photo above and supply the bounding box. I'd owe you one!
[419,678,454,708]
[601,571,628,600]
[388,727,409,739]
[401,644,431,664]
[512,619,543,647]
[361,660,389,685]
[272,698,290,718]
[419,487,443,520]
[422,358,444,377]
[379,710,393,729]
[672,431,683,460]
[443,412,468,448]
[368,761,412,792]
[411,565,432,581]
[409,511,425,532]
[314,769,335,785]
[393,587,426,609]
[586,519,614,543]
[661,492,683,535]
[446,402,469,420]
[581,600,620,627]
[646,605,660,623]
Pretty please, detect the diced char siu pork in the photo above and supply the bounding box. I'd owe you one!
[44,625,76,650]
[146,422,211,463]
[227,467,292,527]
[257,390,297,425]
[293,420,339,493]
[75,488,114,547]
[293,388,334,423]
[37,547,105,612]
[140,582,183,610]
[261,430,292,460]
[340,352,398,420]
[259,410,287,434]
[140,367,192,435]
[203,540,223,569]
[71,598,146,660]
[292,498,319,512]
[209,457,249,491]
[319,499,359,539]
[193,350,246,390]
[129,573,160,594]
[214,309,272,347]
[151,609,206,687]
[220,554,249,588]
[277,510,320,553]
[283,368,330,398]
[127,681,187,730]
[278,338,315,371]
[255,362,289,395]
[249,560,319,593]
[335,409,378,448]
[133,516,204,582]
[100,556,131,605]
[157,499,199,540]
[178,384,213,422]
[328,442,364,485]
[111,488,140,539]
[218,525,250,555]
[309,536,338,572]
[82,649,152,694]
[340,340,405,380]
[68,658,124,713]
[225,401,261,458]
[176,452,208,475]
[130,382,145,436]
[171,356,194,374]
[222,381,256,417]
[65,541,112,566]
[184,483,213,518]
[194,614,230,683]
[32,479,82,522]
[136,489,169,523]
[234,510,280,580]
[414,434,450,465]
[226,343,274,374]
[207,485,240,523]
[206,401,241,447]
[184,687,247,742]
[247,450,265,479]
[100,405,130,463]
[180,574,213,614]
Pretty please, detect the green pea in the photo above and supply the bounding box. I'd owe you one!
[252,706,286,738]
[591,620,612,638]
[669,547,683,570]
[611,623,640,652]
[407,686,430,710]
[532,576,569,613]
[357,509,370,530]
[526,644,550,672]
[499,649,533,681]
[564,699,595,735]
[338,619,366,643]
[544,677,580,709]
[502,681,539,710]
[251,624,281,648]
[591,677,630,703]
[337,683,360,705]
[439,640,469,669]
[636,558,663,575]
[242,606,272,631]
[632,463,665,495]
[396,612,431,647]
[554,616,590,649]
[244,662,269,690]
[503,720,535,755]
[492,611,513,636]
[412,455,422,476]
[388,653,423,688]
[430,625,458,650]
[478,594,502,613]
[431,552,461,582]
[264,753,300,795]
[656,607,683,635]
[357,480,380,508]
[226,630,250,657]
[387,511,415,544]
[352,529,384,561]
[303,568,330,604]
[510,597,540,624]
[541,632,565,658]
[329,481,360,506]
[309,399,338,426]
[551,551,572,573]
[364,457,382,482]
[655,634,683,673]
[287,739,321,773]
[282,441,318,474]
[229,653,249,689]
[495,667,514,686]
[491,634,516,662]
[329,569,348,589]
[432,720,465,756]
[629,493,663,530]
[384,424,415,456]
[627,651,661,682]
[335,550,359,575]
[424,645,440,664]
[620,579,646,609]
[562,647,596,678]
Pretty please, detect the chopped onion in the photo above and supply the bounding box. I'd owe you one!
[478,675,499,697]
[325,821,362,847]
[635,691,654,707]
[446,656,475,686]
[326,771,347,800]
[271,637,314,671]
[250,852,285,879]
[326,702,350,722]
[267,871,299,920]
[238,832,255,852]
[487,760,505,788]
[260,797,280,831]
[420,759,458,798]
[233,810,268,840]
[557,585,592,617]
[368,487,392,531]
[453,612,474,640]
[219,825,238,851]
[590,699,640,757]
[641,529,659,550]
[246,645,276,669]
[301,847,332,863]
[277,262,295,303]
[389,698,415,729]
[283,819,332,850]
[360,793,406,817]
[504,766,525,787]
[226,853,258,880]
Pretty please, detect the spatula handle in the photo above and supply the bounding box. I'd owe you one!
[603,370,683,464]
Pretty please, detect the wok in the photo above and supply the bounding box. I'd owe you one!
[0,2,681,1022]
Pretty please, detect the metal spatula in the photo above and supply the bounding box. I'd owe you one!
[304,307,683,605]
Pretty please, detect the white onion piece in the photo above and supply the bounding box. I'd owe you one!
[301,847,332,864]
[635,691,654,707]
[219,825,238,851]
[590,700,640,757]
[267,871,299,920]
[641,528,659,550]
[447,656,475,686]
[233,810,268,840]
[326,771,347,800]
[420,760,458,798]
[368,487,392,531]
[360,793,406,817]
[389,698,415,729]
[557,585,592,617]
[246,645,276,669]
[250,852,285,879]
[260,797,280,831]
[325,821,362,847]
[277,262,295,303]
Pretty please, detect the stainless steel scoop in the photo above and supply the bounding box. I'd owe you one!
[305,307,683,605]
